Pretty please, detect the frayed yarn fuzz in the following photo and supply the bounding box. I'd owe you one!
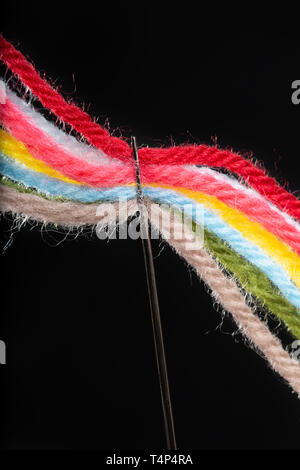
[1,35,300,399]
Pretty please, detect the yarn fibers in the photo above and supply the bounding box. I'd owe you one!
[1,35,300,397]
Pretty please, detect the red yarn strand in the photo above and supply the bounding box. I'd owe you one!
[0,34,131,159]
[138,146,300,221]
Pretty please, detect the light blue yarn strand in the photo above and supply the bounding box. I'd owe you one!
[0,154,135,201]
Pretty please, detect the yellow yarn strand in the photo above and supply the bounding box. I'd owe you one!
[0,129,81,185]
[148,184,300,289]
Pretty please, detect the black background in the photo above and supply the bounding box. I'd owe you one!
[1,1,300,451]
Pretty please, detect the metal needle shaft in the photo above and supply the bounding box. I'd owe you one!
[131,136,177,450]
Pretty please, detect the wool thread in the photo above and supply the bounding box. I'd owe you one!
[1,35,300,399]
[1,181,299,339]
[0,94,133,186]
[1,38,300,220]
[2,112,300,259]
[1,158,300,312]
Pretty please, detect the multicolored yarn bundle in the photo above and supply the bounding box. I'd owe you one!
[1,35,300,397]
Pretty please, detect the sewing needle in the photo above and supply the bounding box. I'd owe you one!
[131,136,177,450]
